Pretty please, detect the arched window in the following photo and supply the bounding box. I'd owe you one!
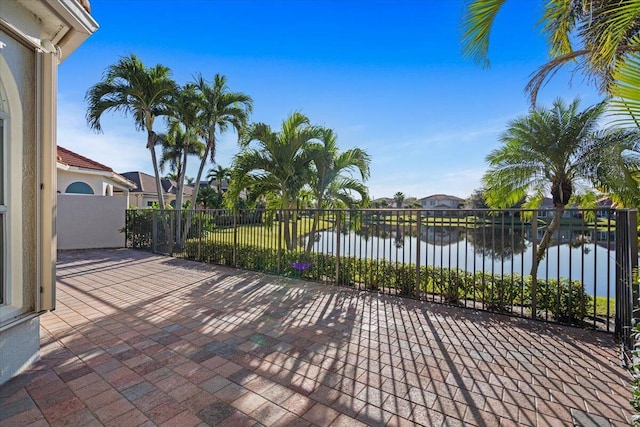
[65,182,94,194]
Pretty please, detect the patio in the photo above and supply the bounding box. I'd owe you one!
[0,249,633,426]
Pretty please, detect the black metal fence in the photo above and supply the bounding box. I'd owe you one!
[125,207,639,339]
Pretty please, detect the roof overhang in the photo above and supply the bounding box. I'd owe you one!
[4,0,98,61]
[57,163,138,191]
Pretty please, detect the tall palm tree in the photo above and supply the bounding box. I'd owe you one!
[393,192,406,208]
[481,98,628,273]
[227,112,323,250]
[188,74,253,210]
[85,54,176,211]
[207,165,231,193]
[164,83,205,246]
[305,128,371,251]
[461,0,640,105]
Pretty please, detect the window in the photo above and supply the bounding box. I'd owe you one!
[0,118,4,305]
[65,181,94,194]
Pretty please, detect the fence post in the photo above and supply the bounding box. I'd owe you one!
[277,210,282,273]
[616,209,639,353]
[531,210,538,319]
[152,210,158,253]
[233,210,238,267]
[415,210,421,297]
[335,210,341,285]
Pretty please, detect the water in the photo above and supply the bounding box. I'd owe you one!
[310,231,616,297]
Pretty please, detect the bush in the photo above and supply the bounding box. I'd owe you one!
[181,239,593,323]
[532,278,593,323]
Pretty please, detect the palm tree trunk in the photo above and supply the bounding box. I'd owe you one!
[530,207,563,276]
[305,202,320,253]
[175,148,188,249]
[183,139,213,246]
[148,131,172,254]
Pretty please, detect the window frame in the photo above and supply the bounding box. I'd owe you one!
[0,115,5,306]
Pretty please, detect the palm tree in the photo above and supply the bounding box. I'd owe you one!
[393,192,406,208]
[196,185,222,209]
[227,112,323,250]
[309,128,370,209]
[188,74,253,210]
[305,128,371,251]
[461,0,640,105]
[86,54,176,211]
[481,98,629,273]
[164,83,205,246]
[207,165,231,193]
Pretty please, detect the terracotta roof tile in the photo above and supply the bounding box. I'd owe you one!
[57,146,113,172]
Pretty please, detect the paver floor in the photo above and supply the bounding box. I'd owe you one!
[0,249,633,426]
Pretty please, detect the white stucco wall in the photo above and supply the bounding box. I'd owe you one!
[0,317,40,385]
[57,194,128,249]
[58,169,110,195]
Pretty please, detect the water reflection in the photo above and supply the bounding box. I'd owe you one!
[465,225,527,260]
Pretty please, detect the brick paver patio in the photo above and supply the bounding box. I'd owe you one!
[0,249,633,426]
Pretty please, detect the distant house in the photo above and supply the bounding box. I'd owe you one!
[371,197,393,208]
[419,194,464,213]
[199,179,229,192]
[57,146,136,200]
[123,171,194,208]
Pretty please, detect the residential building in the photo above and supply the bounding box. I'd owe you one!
[57,146,136,199]
[56,146,136,250]
[122,171,194,208]
[0,0,98,385]
[419,194,464,213]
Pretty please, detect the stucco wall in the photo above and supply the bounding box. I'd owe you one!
[57,194,128,249]
[0,317,40,385]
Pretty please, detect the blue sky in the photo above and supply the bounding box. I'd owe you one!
[58,0,602,199]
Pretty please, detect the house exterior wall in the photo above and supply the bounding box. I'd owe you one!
[0,0,97,385]
[129,192,176,209]
[0,23,40,386]
[57,194,128,250]
[57,168,127,197]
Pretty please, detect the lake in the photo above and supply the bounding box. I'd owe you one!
[309,230,617,298]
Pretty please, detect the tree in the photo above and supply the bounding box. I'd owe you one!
[197,185,222,209]
[227,112,323,250]
[309,128,370,209]
[305,127,371,251]
[86,54,176,212]
[207,165,231,193]
[188,74,253,211]
[461,0,640,105]
[481,98,633,273]
[164,83,205,246]
[393,192,406,208]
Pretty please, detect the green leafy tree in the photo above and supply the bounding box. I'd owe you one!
[197,185,222,209]
[85,54,176,211]
[227,112,323,250]
[393,192,406,208]
[166,84,202,218]
[207,165,231,193]
[305,127,371,251]
[461,0,640,105]
[188,74,253,210]
[481,98,632,273]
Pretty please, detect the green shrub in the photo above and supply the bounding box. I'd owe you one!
[181,239,594,324]
[532,278,593,323]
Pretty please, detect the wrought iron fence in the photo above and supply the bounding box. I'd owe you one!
[125,207,639,337]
